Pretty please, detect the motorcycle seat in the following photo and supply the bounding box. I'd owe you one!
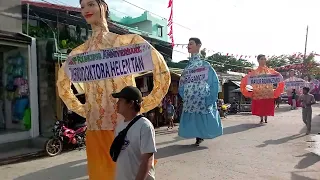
[74,123,86,130]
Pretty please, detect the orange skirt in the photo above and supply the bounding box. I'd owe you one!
[86,130,116,180]
[86,130,158,180]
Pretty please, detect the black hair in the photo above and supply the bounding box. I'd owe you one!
[79,0,109,19]
[125,99,141,112]
[189,37,202,45]
[257,54,265,60]
[303,87,310,93]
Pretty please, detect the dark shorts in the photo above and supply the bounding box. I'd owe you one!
[167,115,174,119]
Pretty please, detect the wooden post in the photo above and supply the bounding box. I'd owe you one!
[55,62,62,120]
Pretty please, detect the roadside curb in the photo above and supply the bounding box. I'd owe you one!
[0,151,45,166]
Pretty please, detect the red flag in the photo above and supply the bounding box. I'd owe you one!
[168,8,173,22]
[168,0,173,8]
[167,0,174,47]
[168,26,173,36]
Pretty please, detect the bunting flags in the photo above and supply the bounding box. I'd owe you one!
[167,0,174,47]
[173,44,320,60]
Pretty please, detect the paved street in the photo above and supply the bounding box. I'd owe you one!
[1,104,320,180]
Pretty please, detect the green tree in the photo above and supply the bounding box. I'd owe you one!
[266,55,288,68]
[206,53,254,72]
[200,48,207,58]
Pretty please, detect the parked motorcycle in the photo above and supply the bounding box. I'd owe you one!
[44,116,87,157]
[228,102,239,114]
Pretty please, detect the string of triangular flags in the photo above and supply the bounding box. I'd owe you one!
[167,0,174,47]
[174,44,320,59]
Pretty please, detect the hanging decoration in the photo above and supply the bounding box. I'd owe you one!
[167,0,174,47]
[174,43,320,60]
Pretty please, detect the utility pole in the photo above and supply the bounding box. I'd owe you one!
[26,3,29,35]
[303,25,309,60]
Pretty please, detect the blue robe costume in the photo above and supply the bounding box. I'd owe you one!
[178,54,223,139]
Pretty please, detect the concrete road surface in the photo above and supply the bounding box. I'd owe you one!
[1,105,320,180]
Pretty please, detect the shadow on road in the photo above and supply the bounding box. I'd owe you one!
[155,144,207,159]
[256,134,305,148]
[14,159,87,180]
[156,136,184,146]
[274,105,291,113]
[291,172,317,180]
[295,153,320,169]
[223,123,262,135]
[156,129,179,136]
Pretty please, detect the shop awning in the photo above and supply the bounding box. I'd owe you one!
[231,81,241,87]
[0,30,32,45]
[231,85,253,93]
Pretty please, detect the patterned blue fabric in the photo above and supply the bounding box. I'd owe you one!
[178,54,223,139]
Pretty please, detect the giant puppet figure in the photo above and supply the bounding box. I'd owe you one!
[56,0,170,179]
[240,54,284,123]
[178,37,223,146]
[284,69,306,108]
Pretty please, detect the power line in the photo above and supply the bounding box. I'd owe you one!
[120,0,191,30]
[29,1,252,69]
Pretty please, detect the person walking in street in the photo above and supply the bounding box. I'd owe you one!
[166,100,175,130]
[299,87,316,135]
[112,86,156,180]
[178,37,223,146]
[291,89,297,110]
[274,97,280,108]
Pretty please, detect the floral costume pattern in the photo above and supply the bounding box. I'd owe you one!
[178,54,223,139]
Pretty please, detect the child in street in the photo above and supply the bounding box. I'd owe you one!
[291,89,297,110]
[299,87,316,135]
[166,100,175,130]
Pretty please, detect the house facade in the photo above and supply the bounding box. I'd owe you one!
[17,0,173,135]
[0,0,39,144]
[110,11,168,42]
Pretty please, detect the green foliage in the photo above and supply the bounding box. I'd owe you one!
[22,23,57,38]
[22,23,85,51]
[266,55,288,68]
[266,53,316,68]
[200,48,206,58]
[206,53,254,72]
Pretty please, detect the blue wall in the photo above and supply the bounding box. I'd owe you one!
[110,11,168,42]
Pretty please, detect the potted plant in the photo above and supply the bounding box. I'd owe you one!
[60,40,68,54]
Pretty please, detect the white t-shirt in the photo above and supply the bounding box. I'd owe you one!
[115,116,157,180]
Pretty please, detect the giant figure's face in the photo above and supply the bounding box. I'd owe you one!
[257,55,266,66]
[80,0,107,25]
[289,70,295,77]
[187,40,200,54]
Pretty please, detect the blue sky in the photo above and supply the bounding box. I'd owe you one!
[35,0,320,63]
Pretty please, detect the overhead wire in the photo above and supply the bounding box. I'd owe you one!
[31,0,253,69]
[120,0,191,30]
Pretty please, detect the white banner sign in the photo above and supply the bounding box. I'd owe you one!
[285,80,306,87]
[64,43,153,82]
[248,74,283,85]
[180,67,209,85]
